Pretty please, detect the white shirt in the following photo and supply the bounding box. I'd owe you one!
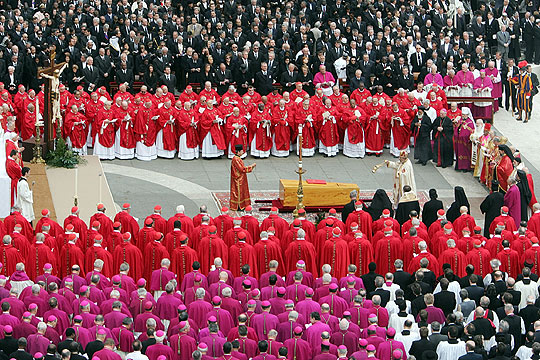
[436,340,466,360]
[126,351,149,360]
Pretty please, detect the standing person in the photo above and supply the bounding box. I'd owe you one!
[495,144,515,192]
[230,145,256,211]
[411,106,432,166]
[432,108,454,168]
[516,170,533,222]
[516,61,533,122]
[446,186,471,223]
[6,150,21,207]
[453,107,475,172]
[422,189,444,228]
[380,151,416,207]
[480,181,506,238]
[16,167,34,224]
[504,176,521,229]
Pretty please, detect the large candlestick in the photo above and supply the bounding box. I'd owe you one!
[74,167,78,206]
[294,124,306,218]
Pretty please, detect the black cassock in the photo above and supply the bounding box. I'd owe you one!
[396,199,421,225]
[480,191,505,238]
[432,116,454,168]
[411,113,432,164]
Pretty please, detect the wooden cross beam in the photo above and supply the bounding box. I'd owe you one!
[39,51,67,145]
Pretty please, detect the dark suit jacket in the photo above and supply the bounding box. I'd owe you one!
[397,75,414,91]
[254,71,273,96]
[341,200,355,222]
[458,352,483,360]
[465,285,485,305]
[409,338,437,360]
[158,74,176,90]
[116,68,134,89]
[434,290,457,317]
[358,60,375,77]
[9,350,32,360]
[410,53,426,73]
[85,340,104,359]
[393,270,412,290]
[82,66,100,91]
[369,288,391,307]
[280,70,298,92]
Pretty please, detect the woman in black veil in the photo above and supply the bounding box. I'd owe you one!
[447,186,471,223]
[421,189,444,228]
[367,189,394,221]
[516,169,532,221]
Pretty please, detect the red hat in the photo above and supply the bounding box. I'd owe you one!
[532,237,539,244]
[502,206,509,212]
[41,209,49,216]
[271,207,278,212]
[113,222,121,228]
[326,218,334,226]
[154,232,162,240]
[97,203,105,210]
[474,226,482,231]
[221,206,229,212]
[245,205,252,211]
[14,223,21,228]
[68,234,77,241]
[437,209,445,216]
[122,233,131,240]
[473,239,482,247]
[238,231,246,240]
[462,227,470,233]
[382,209,390,216]
[154,205,161,211]
[384,219,393,226]
[332,227,341,235]
[519,60,529,68]
[298,208,306,214]
[293,219,301,226]
[209,225,217,233]
[94,234,103,241]
[145,218,153,225]
[444,223,452,230]
[384,226,392,232]
[355,201,362,206]
[350,222,358,228]
[329,208,337,214]
[123,203,131,209]
[71,206,78,213]
[92,221,100,228]
[484,123,492,130]
[65,224,74,231]
[267,227,276,233]
[497,222,504,227]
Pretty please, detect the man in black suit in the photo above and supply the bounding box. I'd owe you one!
[341,190,357,222]
[94,48,113,88]
[158,66,177,91]
[254,62,273,96]
[361,262,381,294]
[358,54,375,78]
[393,259,412,290]
[84,328,105,359]
[9,338,32,360]
[369,276,391,307]
[397,67,414,91]
[410,46,426,73]
[0,327,18,357]
[434,278,457,317]
[458,341,483,360]
[465,274,486,306]
[523,16,535,63]
[409,327,437,360]
[82,57,100,92]
[215,63,232,95]
[280,63,298,93]
[115,62,134,90]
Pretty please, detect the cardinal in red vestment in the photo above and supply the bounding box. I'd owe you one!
[408,241,440,276]
[249,104,273,157]
[199,103,227,153]
[58,234,86,278]
[317,98,340,156]
[496,240,521,279]
[226,108,249,156]
[158,100,178,153]
[439,239,467,277]
[253,231,284,279]
[284,229,318,276]
[64,105,87,151]
[348,231,375,276]
[346,202,373,240]
[25,234,56,280]
[114,101,136,152]
[113,233,143,281]
[230,145,256,211]
[374,227,403,274]
[171,235,199,285]
[294,100,317,154]
[134,100,158,147]
[364,99,384,155]
[271,100,291,155]
[114,204,140,244]
[85,235,113,278]
[320,228,350,280]
[143,233,170,280]
[465,240,492,277]
[389,103,411,156]
[198,225,229,274]
[6,152,21,207]
[228,232,258,278]
[20,104,37,141]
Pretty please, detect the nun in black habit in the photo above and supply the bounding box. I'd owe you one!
[446,186,471,223]
[367,189,394,221]
[516,169,532,222]
[411,106,433,166]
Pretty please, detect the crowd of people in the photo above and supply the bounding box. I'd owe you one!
[0,181,540,360]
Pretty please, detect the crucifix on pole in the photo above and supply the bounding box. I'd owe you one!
[39,51,68,150]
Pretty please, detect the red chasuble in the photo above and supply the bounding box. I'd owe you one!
[158,105,178,150]
[228,241,258,278]
[271,106,291,151]
[230,155,254,211]
[114,107,136,148]
[199,107,226,149]
[249,110,273,152]
[96,108,115,148]
[64,110,87,148]
[134,104,158,146]
[317,106,340,147]
[390,107,411,150]
[113,242,143,281]
[177,108,199,148]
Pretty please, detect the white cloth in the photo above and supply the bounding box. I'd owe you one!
[155,130,176,158]
[114,129,135,159]
[135,141,157,161]
[178,134,199,160]
[16,178,34,222]
[514,279,539,310]
[228,143,246,159]
[126,351,149,360]
[389,132,410,157]
[388,314,415,334]
[515,345,533,360]
[342,129,365,158]
[86,124,94,147]
[0,130,12,217]
[66,137,88,155]
[93,138,115,160]
[318,142,338,156]
[395,331,420,353]
[387,158,416,205]
[436,341,467,360]
[250,137,270,158]
[271,134,289,157]
[296,137,315,157]
[201,132,224,158]
[10,279,34,295]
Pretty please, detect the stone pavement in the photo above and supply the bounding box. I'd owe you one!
[102,96,540,224]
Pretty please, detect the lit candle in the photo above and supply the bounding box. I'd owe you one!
[299,161,302,169]
[298,125,302,135]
